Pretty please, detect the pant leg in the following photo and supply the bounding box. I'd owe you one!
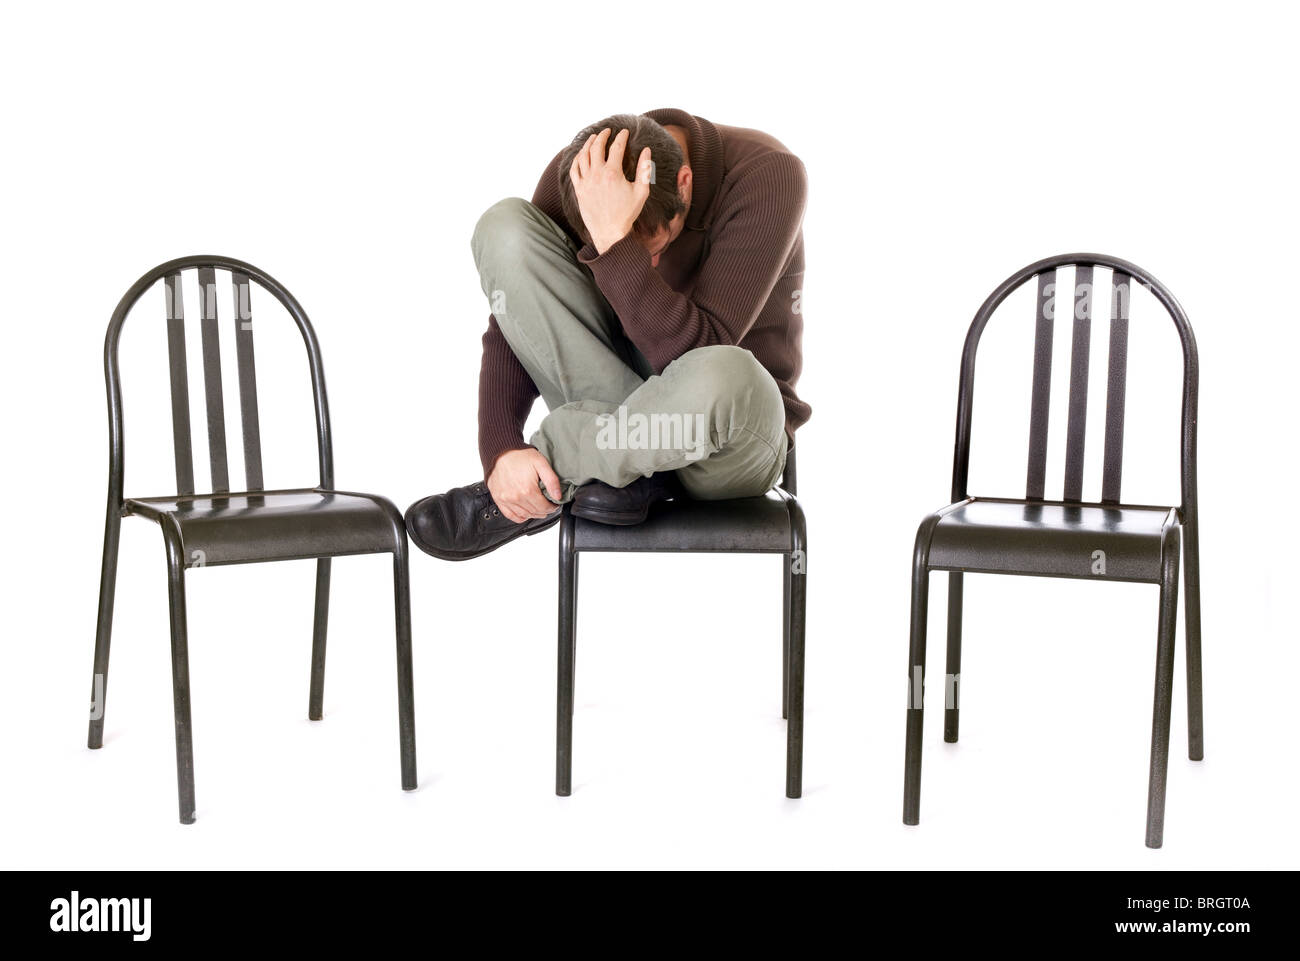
[471,197,650,409]
[532,345,789,502]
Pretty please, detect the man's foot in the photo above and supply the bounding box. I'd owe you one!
[570,473,683,526]
[405,481,561,561]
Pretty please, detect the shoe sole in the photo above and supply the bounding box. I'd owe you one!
[405,510,561,561]
[568,503,651,526]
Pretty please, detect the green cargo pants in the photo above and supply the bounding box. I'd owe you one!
[473,197,788,502]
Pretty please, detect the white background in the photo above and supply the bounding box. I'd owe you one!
[2,0,1296,869]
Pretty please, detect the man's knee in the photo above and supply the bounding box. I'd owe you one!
[671,347,787,499]
[471,197,544,271]
[672,346,781,409]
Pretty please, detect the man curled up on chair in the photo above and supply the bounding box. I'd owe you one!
[405,108,810,560]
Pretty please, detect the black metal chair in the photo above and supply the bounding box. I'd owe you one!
[87,255,417,824]
[902,253,1201,848]
[556,448,807,797]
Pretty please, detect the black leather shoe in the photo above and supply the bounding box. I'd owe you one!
[570,472,683,526]
[405,481,561,561]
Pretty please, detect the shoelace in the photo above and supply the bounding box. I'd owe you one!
[471,484,500,521]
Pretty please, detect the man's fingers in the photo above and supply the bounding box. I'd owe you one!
[499,500,526,525]
[590,127,612,170]
[634,146,653,186]
[606,128,630,172]
[632,146,653,202]
[575,133,595,179]
[537,460,563,504]
[521,484,555,519]
[511,502,538,524]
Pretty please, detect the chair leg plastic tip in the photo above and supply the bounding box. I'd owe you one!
[1145,838,1163,849]
[903,814,919,826]
[180,814,196,826]
[943,734,958,744]
[308,712,323,722]
[786,789,802,800]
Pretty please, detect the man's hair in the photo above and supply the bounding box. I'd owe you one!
[558,113,687,246]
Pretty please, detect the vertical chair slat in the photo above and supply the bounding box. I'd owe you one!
[197,267,230,493]
[231,271,264,491]
[1101,271,1131,504]
[1025,271,1055,500]
[1062,265,1093,502]
[164,273,195,496]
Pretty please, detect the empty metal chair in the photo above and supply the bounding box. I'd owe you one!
[902,253,1201,848]
[556,449,807,797]
[87,255,417,823]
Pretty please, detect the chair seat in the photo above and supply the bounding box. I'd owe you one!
[125,488,401,567]
[573,490,796,553]
[926,498,1178,583]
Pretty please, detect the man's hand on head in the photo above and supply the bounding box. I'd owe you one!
[487,447,563,524]
[569,127,653,255]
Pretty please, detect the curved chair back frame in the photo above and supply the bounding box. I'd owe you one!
[103,254,334,510]
[950,252,1198,523]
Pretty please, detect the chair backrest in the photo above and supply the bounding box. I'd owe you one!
[950,253,1197,515]
[104,255,333,505]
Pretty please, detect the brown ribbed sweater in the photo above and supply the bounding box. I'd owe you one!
[477,107,810,474]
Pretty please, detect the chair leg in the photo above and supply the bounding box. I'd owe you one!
[782,558,792,720]
[87,508,121,750]
[392,547,418,791]
[944,572,963,743]
[161,522,196,824]
[570,553,579,711]
[308,558,331,721]
[556,509,577,796]
[1145,528,1181,848]
[785,542,807,799]
[903,561,931,825]
[1183,520,1204,761]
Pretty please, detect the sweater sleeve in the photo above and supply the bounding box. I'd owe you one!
[577,152,807,373]
[476,316,537,476]
[475,155,572,476]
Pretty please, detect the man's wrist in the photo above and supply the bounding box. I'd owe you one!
[486,443,534,479]
[579,232,647,269]
[590,223,632,255]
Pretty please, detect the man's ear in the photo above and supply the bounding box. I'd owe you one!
[677,165,693,206]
